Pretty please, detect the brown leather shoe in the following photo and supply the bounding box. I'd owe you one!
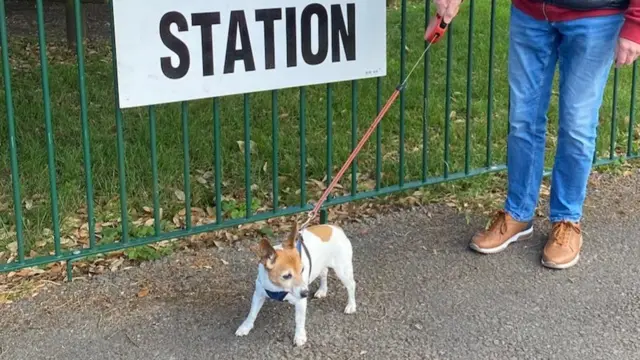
[541,221,583,269]
[470,210,533,254]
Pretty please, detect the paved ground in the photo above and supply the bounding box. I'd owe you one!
[1,171,640,360]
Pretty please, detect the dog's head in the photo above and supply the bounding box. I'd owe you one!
[258,222,309,299]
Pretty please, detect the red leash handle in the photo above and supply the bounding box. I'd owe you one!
[424,1,463,44]
[424,13,449,44]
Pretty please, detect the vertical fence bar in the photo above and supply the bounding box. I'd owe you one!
[375,78,383,190]
[110,0,128,243]
[181,102,192,229]
[444,26,453,178]
[272,90,280,211]
[244,94,253,218]
[399,0,407,187]
[465,0,474,175]
[0,0,25,262]
[74,0,97,247]
[299,87,307,207]
[149,106,161,235]
[610,68,619,160]
[36,0,62,254]
[628,63,637,157]
[486,0,496,167]
[322,84,333,222]
[351,81,358,195]
[213,98,222,224]
[422,0,431,182]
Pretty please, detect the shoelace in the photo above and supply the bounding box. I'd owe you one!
[551,222,581,246]
[487,210,508,235]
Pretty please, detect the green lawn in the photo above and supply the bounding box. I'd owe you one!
[0,1,638,258]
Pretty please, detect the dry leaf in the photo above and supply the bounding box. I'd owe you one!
[110,258,124,272]
[6,242,17,254]
[24,199,34,210]
[137,287,150,298]
[174,190,186,201]
[143,206,153,214]
[237,140,257,154]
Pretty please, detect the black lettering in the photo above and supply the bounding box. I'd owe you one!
[224,10,256,74]
[331,4,356,62]
[256,9,282,70]
[159,11,190,79]
[301,4,329,66]
[286,7,297,68]
[191,12,221,76]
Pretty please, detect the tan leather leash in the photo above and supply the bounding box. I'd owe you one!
[300,10,454,230]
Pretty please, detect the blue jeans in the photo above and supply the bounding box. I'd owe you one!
[505,6,623,223]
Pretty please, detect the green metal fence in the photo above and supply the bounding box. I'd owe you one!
[0,0,638,278]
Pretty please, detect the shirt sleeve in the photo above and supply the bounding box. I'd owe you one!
[620,0,640,44]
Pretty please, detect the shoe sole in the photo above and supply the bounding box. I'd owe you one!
[469,226,534,254]
[541,236,583,270]
[541,254,580,269]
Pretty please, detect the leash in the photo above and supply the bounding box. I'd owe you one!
[300,10,454,230]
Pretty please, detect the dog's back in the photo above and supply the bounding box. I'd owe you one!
[300,225,352,281]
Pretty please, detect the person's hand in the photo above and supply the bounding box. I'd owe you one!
[615,38,640,67]
[433,0,463,23]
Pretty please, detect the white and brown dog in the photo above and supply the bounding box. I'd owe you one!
[235,222,356,347]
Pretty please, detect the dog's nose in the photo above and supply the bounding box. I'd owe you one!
[300,290,309,298]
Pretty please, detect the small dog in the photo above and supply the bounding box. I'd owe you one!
[235,222,356,347]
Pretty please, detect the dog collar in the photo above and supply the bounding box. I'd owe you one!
[264,238,312,302]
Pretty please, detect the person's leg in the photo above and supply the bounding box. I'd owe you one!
[504,6,560,223]
[470,5,560,254]
[542,13,624,269]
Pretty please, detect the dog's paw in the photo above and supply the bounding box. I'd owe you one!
[293,333,307,347]
[314,288,327,299]
[235,323,253,337]
[344,302,356,314]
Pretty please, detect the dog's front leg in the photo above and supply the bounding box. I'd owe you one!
[293,298,308,347]
[235,289,266,336]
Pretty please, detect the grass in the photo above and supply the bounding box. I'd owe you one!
[0,1,638,261]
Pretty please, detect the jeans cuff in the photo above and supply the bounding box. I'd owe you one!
[503,206,533,223]
[549,216,582,223]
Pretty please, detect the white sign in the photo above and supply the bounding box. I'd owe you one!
[112,0,387,108]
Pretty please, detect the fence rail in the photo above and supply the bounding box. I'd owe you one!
[0,0,638,277]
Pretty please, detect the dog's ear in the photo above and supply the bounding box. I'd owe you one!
[282,222,299,249]
[258,238,277,269]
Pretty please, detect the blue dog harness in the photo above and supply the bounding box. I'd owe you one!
[264,239,312,302]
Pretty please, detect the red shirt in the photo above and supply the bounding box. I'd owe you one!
[512,0,640,44]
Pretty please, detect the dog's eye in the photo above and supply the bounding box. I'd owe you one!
[282,273,292,280]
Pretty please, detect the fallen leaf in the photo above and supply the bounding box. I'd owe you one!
[6,242,17,254]
[174,190,186,201]
[237,140,257,154]
[24,199,34,210]
[110,258,124,272]
[137,287,150,298]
